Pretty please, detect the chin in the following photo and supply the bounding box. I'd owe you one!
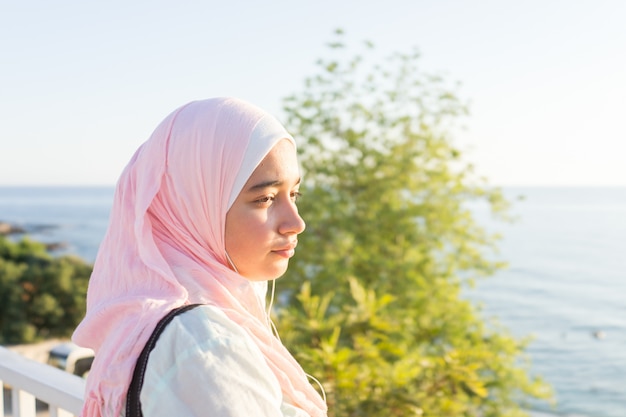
[268,262,291,281]
[264,267,289,281]
[243,265,289,282]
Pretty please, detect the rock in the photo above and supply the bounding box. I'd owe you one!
[45,242,69,251]
[27,223,57,233]
[0,222,26,235]
[592,330,606,340]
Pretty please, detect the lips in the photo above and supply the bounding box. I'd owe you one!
[272,241,298,258]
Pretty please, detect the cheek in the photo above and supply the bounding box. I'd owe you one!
[225,210,266,257]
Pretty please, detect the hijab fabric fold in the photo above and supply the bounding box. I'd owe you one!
[72,97,327,417]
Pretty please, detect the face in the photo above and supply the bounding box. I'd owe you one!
[224,139,306,281]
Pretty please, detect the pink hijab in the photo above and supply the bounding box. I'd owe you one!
[72,97,327,417]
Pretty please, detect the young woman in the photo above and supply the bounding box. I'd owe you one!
[72,97,328,417]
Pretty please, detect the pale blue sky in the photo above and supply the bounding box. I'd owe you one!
[1,0,625,186]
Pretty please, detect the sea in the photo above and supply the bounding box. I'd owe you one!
[0,186,624,417]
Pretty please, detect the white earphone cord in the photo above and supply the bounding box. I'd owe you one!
[227,252,327,404]
[268,279,327,404]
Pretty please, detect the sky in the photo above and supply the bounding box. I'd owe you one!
[1,0,625,186]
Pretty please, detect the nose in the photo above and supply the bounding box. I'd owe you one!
[278,202,306,235]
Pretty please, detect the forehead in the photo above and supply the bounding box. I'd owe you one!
[247,139,299,183]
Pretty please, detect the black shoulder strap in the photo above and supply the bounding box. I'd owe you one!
[126,304,203,417]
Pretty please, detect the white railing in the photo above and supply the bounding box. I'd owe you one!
[0,346,84,417]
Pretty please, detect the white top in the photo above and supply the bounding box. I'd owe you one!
[135,304,309,417]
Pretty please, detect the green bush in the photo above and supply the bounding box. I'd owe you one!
[0,236,92,344]
[277,31,552,416]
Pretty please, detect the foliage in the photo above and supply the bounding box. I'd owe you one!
[0,236,92,344]
[277,30,552,416]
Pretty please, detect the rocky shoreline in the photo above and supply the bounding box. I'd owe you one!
[0,221,68,252]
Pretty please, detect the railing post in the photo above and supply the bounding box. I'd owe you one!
[12,388,36,417]
[1,381,5,417]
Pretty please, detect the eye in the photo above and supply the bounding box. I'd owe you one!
[291,191,302,203]
[254,195,275,206]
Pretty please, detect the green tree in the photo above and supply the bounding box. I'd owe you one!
[277,31,552,416]
[0,236,92,344]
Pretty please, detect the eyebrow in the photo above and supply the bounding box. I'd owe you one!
[246,178,301,192]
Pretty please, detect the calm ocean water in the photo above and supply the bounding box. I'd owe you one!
[466,187,626,417]
[0,186,624,417]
